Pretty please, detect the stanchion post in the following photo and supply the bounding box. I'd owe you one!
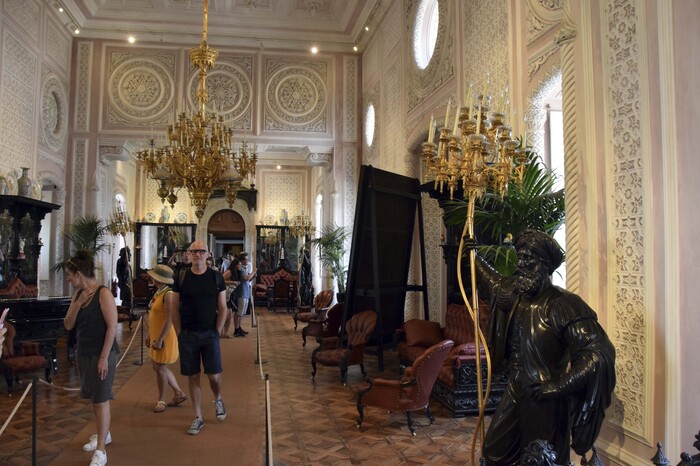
[32,375,37,466]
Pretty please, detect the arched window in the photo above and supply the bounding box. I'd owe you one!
[365,104,376,147]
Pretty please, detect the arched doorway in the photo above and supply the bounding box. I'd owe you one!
[207,209,246,266]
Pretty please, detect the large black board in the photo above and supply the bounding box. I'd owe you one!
[344,165,429,370]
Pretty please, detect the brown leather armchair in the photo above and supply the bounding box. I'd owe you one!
[356,339,454,435]
[293,289,333,331]
[0,323,51,394]
[301,302,343,347]
[311,310,377,385]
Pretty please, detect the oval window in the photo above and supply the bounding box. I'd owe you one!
[413,0,439,70]
[365,104,376,147]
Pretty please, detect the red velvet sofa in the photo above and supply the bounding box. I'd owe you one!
[396,303,507,417]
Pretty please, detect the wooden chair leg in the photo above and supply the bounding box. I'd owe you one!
[424,404,435,424]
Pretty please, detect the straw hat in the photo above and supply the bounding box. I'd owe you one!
[147,264,174,285]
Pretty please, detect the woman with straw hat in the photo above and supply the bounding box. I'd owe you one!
[146,264,187,412]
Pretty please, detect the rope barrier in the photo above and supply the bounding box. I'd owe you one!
[117,313,143,367]
[0,381,33,437]
[265,373,273,466]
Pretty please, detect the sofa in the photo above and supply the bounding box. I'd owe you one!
[0,277,39,298]
[396,303,507,417]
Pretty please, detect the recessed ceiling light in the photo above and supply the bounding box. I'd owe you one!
[73,26,80,34]
[276,165,281,170]
[128,35,136,44]
[365,26,369,31]
[310,46,318,54]
[353,46,358,52]
[58,6,64,12]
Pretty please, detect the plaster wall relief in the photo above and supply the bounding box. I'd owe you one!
[406,0,454,113]
[603,0,648,439]
[528,45,559,82]
[460,0,509,102]
[106,49,177,128]
[362,32,382,88]
[526,0,564,44]
[381,59,402,174]
[40,73,68,154]
[44,19,71,76]
[74,42,92,133]
[0,30,38,172]
[382,0,402,60]
[261,171,304,222]
[421,193,443,323]
[3,0,40,45]
[263,58,329,133]
[343,148,357,230]
[71,139,87,218]
[343,56,358,142]
[187,55,253,131]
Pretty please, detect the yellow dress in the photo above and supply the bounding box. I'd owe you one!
[148,288,179,364]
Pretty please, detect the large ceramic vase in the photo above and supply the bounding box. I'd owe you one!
[17,167,32,197]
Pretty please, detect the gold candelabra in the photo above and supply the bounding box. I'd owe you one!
[421,84,528,465]
[289,212,313,238]
[106,205,134,237]
[136,0,256,220]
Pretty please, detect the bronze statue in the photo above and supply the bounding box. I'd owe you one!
[475,229,616,465]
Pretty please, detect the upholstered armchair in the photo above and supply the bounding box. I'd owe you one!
[311,310,377,385]
[301,302,343,347]
[294,289,333,331]
[356,339,454,435]
[0,323,51,394]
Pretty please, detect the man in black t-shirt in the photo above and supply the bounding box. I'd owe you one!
[171,240,228,435]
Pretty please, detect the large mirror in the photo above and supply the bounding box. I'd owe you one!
[134,222,196,273]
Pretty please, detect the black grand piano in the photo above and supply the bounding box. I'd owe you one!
[0,194,70,375]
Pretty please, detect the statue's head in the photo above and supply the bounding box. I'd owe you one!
[512,229,564,297]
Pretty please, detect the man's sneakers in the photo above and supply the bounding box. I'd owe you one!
[187,417,204,435]
[215,399,227,420]
[233,327,248,337]
[82,432,112,452]
[89,450,107,466]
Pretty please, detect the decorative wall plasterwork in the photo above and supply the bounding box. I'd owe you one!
[309,152,332,167]
[382,58,402,174]
[0,30,37,172]
[343,148,357,229]
[106,50,177,127]
[4,0,39,44]
[604,0,647,437]
[263,172,303,220]
[421,194,443,323]
[72,139,87,218]
[264,58,328,133]
[75,42,92,132]
[527,0,564,44]
[382,0,402,59]
[362,32,381,87]
[343,56,358,142]
[406,0,454,113]
[462,0,509,100]
[45,19,70,75]
[40,74,68,152]
[187,55,253,131]
[528,45,559,81]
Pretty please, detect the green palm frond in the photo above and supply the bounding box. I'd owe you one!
[51,215,109,272]
[441,154,565,275]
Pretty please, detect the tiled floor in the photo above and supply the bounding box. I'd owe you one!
[1,308,497,465]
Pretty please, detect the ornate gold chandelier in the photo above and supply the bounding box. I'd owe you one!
[106,204,134,237]
[289,212,313,238]
[137,0,256,220]
[421,82,528,464]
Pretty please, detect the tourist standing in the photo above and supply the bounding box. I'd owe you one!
[64,251,119,466]
[171,240,228,435]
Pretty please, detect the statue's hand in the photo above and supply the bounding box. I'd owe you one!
[531,382,561,401]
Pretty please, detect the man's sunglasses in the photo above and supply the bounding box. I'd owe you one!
[189,249,207,255]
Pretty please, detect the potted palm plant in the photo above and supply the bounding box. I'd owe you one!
[51,215,109,272]
[306,224,350,301]
[441,154,565,276]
